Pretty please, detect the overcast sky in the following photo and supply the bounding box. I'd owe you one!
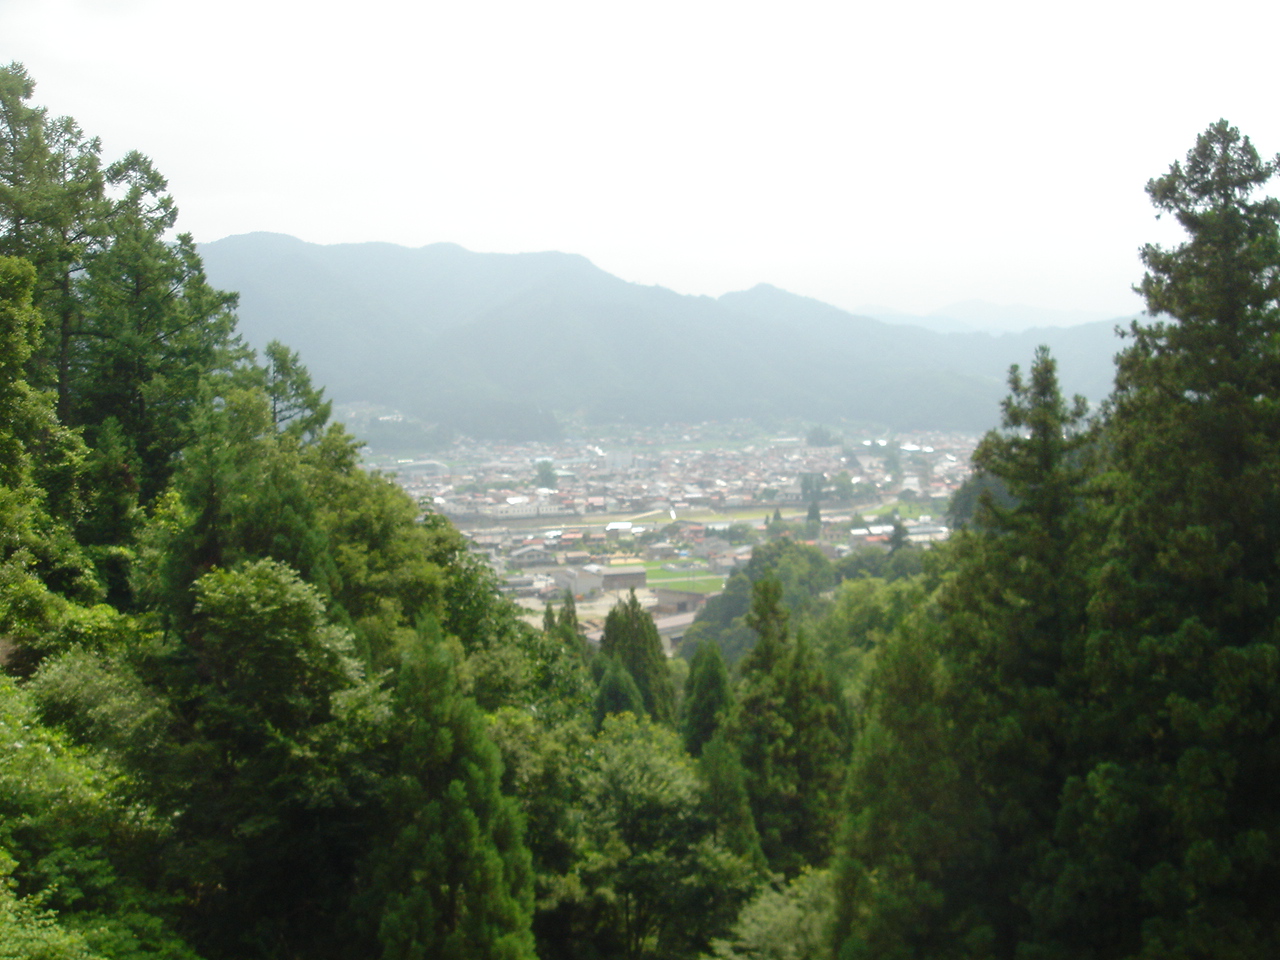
[4,0,1278,321]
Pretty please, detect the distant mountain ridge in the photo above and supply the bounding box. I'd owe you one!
[858,300,1125,334]
[198,233,1132,442]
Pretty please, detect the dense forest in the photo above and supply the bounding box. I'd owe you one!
[3,61,1279,960]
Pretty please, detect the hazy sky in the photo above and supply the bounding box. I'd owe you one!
[3,0,1278,319]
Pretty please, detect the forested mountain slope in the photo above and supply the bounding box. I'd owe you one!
[200,232,1127,438]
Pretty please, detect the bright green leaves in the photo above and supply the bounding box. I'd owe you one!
[0,674,195,960]
[569,713,758,960]
[0,66,555,960]
[708,868,833,960]
[188,559,359,733]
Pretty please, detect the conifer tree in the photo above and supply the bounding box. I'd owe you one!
[1051,120,1280,959]
[73,153,239,502]
[731,577,848,875]
[599,590,675,725]
[0,63,108,414]
[681,638,733,757]
[698,733,767,874]
[556,590,580,636]
[592,655,645,729]
[360,617,536,960]
[260,339,330,440]
[832,347,1092,959]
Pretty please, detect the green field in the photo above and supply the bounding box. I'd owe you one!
[643,559,725,594]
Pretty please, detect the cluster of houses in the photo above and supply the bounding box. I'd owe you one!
[385,429,978,522]
[467,521,749,599]
[367,426,973,651]
[463,513,952,652]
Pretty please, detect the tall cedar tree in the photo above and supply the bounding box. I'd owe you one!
[0,63,108,417]
[593,655,646,728]
[681,638,734,756]
[731,576,848,875]
[358,618,536,960]
[73,152,239,503]
[1055,120,1280,959]
[832,348,1092,960]
[599,590,675,725]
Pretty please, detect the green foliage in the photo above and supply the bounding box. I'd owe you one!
[570,713,760,960]
[732,578,849,876]
[805,425,839,447]
[832,543,923,583]
[0,675,195,960]
[828,128,1280,953]
[600,590,676,725]
[707,868,834,960]
[831,470,855,502]
[534,459,557,489]
[944,470,1013,529]
[75,156,238,498]
[0,63,108,414]
[806,574,926,702]
[682,541,833,666]
[259,339,330,440]
[681,638,734,756]
[1053,120,1280,958]
[0,255,99,636]
[697,734,767,874]
[593,655,645,728]
[833,348,1093,959]
[135,388,335,623]
[0,69,564,960]
[0,866,103,960]
[151,559,374,958]
[358,618,535,960]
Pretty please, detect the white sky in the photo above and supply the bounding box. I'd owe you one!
[4,0,1278,319]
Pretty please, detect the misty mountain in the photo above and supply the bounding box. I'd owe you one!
[199,233,1130,443]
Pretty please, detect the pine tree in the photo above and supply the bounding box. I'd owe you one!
[0,63,109,415]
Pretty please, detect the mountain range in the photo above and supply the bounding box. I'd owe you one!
[198,233,1134,444]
